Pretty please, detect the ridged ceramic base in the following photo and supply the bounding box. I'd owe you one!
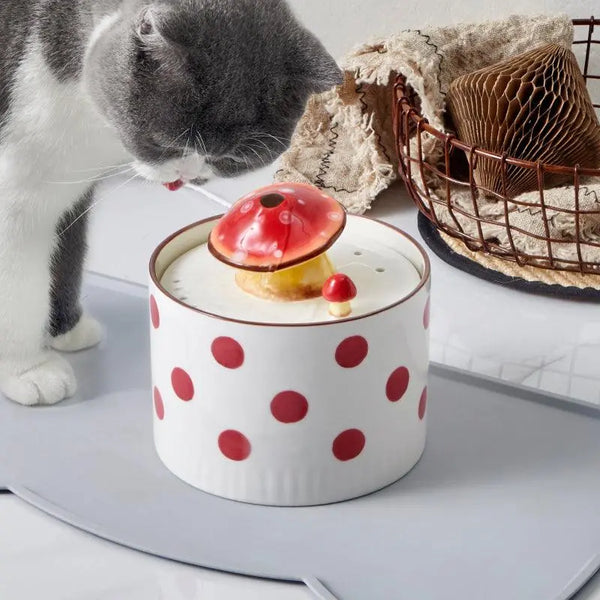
[155,414,427,506]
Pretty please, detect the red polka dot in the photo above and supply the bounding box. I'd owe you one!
[335,336,369,368]
[154,387,164,420]
[150,295,160,329]
[211,337,244,369]
[271,391,309,423]
[423,298,431,329]
[419,387,428,420]
[386,367,410,402]
[332,429,366,461]
[218,430,251,461]
[171,368,194,401]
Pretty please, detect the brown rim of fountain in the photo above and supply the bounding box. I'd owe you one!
[206,217,346,273]
[149,214,431,328]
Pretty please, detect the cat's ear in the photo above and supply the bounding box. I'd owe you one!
[135,7,164,47]
[135,6,187,65]
[299,33,344,94]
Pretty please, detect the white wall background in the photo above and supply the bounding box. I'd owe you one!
[288,0,598,59]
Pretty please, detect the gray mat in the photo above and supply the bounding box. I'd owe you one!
[2,273,600,600]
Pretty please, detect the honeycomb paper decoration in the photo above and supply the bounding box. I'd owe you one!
[447,44,600,197]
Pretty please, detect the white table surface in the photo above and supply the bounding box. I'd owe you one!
[3,166,600,599]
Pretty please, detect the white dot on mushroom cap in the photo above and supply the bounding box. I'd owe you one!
[279,187,296,194]
[297,198,305,205]
[240,201,254,214]
[233,250,248,262]
[328,212,343,222]
[279,211,292,225]
[274,249,283,259]
[320,231,328,238]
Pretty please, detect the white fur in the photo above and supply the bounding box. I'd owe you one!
[0,15,212,406]
[51,314,103,353]
[133,152,214,184]
[86,11,121,58]
[0,352,76,406]
[0,29,127,406]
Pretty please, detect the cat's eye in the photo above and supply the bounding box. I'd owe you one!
[136,48,148,65]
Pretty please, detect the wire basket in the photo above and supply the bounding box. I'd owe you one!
[393,18,600,276]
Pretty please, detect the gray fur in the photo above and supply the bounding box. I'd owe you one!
[1,0,342,338]
[85,0,342,175]
[0,2,34,126]
[38,0,89,80]
[49,190,94,337]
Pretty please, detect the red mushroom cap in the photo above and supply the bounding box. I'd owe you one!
[208,183,346,272]
[322,273,357,303]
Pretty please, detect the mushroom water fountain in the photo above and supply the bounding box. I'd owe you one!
[149,182,432,506]
[208,183,348,305]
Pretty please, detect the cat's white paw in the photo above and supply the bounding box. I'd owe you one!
[51,314,103,353]
[0,353,76,406]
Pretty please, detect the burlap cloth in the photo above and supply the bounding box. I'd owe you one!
[276,14,574,211]
[275,14,600,286]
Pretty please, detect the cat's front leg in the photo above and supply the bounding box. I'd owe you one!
[0,211,76,406]
[49,190,103,353]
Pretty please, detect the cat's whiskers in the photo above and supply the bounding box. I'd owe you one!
[182,130,192,158]
[195,131,208,156]
[165,128,191,150]
[226,151,252,171]
[103,171,140,197]
[240,143,266,167]
[57,201,101,238]
[249,132,289,150]
[250,142,271,166]
[156,128,191,163]
[57,171,139,238]
[70,162,133,174]
[247,136,274,158]
[47,166,135,185]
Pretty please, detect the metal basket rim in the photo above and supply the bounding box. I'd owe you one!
[394,17,600,178]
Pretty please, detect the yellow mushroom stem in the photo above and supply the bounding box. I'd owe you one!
[328,301,352,318]
[235,253,335,301]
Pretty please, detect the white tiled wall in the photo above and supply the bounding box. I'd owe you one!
[288,1,600,59]
[429,334,600,406]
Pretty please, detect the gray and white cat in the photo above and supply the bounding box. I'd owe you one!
[0,0,341,406]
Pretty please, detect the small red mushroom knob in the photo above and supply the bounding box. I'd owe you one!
[322,273,357,318]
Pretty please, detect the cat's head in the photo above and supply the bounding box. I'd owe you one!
[84,0,342,185]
